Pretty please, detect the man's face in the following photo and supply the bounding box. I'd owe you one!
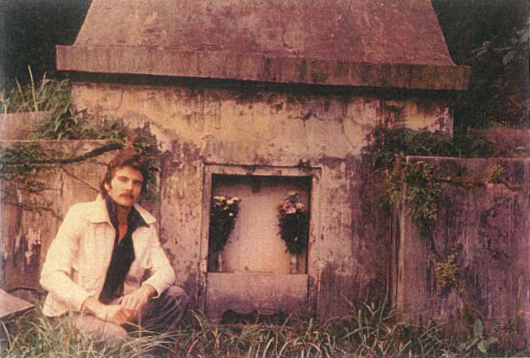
[104,166,144,208]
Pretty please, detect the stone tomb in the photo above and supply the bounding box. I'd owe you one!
[50,0,469,319]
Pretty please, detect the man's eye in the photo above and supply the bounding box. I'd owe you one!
[133,181,142,188]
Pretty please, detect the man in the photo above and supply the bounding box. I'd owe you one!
[40,150,188,352]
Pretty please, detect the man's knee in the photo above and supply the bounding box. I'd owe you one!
[74,315,128,347]
[102,324,129,347]
[164,285,190,308]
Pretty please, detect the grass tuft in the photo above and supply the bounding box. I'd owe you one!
[1,302,527,358]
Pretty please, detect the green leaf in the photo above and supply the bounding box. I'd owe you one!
[466,337,480,351]
[473,319,484,338]
[486,337,499,345]
[477,340,487,354]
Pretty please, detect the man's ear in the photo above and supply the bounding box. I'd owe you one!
[104,182,111,191]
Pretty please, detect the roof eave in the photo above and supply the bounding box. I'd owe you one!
[57,45,470,91]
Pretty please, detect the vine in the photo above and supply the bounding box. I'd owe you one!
[363,125,521,239]
[435,247,460,290]
[363,125,529,346]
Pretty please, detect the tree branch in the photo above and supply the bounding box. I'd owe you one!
[0,142,124,165]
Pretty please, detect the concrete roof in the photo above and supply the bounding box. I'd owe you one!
[57,0,470,90]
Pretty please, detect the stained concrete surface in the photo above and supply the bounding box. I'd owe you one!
[396,157,530,346]
[57,0,469,89]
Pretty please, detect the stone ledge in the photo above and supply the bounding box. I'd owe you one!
[206,272,308,320]
[0,289,34,319]
[57,45,470,91]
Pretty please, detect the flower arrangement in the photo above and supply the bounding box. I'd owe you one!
[277,191,309,255]
[208,195,241,270]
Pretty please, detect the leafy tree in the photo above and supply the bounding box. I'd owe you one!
[433,0,529,129]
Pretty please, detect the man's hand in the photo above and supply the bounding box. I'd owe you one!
[120,285,157,316]
[82,297,134,325]
[104,304,135,326]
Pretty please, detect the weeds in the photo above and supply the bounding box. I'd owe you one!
[0,308,166,358]
[0,73,161,206]
[0,67,70,115]
[4,301,522,358]
[486,164,508,184]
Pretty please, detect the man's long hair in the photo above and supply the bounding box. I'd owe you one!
[100,150,149,195]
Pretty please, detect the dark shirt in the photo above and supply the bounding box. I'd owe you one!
[98,194,148,304]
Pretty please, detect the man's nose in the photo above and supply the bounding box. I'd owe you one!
[124,180,134,190]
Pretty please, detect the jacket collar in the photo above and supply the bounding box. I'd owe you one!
[88,193,157,225]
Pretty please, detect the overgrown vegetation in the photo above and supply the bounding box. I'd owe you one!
[0,68,70,115]
[435,252,459,290]
[1,307,171,358]
[5,300,527,358]
[0,74,161,206]
[364,126,500,238]
[363,125,528,236]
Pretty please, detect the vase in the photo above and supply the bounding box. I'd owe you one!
[290,254,299,274]
[218,251,224,272]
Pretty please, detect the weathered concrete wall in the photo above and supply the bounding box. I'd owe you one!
[71,80,451,317]
[0,112,48,140]
[0,141,145,292]
[396,157,530,346]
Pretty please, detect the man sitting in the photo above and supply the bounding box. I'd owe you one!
[40,150,188,354]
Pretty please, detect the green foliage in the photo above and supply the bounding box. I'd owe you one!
[0,144,49,194]
[458,319,499,355]
[365,126,495,172]
[366,126,452,171]
[1,308,168,358]
[433,0,529,129]
[463,18,530,129]
[4,303,525,358]
[0,74,162,204]
[435,253,459,289]
[487,164,508,184]
[364,126,499,238]
[0,144,57,213]
[403,161,442,236]
[339,300,447,357]
[0,69,70,114]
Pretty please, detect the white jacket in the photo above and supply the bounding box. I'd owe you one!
[40,195,176,317]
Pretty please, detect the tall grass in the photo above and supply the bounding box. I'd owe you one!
[2,302,526,358]
[0,67,70,115]
[1,307,168,358]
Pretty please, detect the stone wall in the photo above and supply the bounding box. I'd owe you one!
[395,157,530,346]
[70,80,452,317]
[0,112,48,140]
